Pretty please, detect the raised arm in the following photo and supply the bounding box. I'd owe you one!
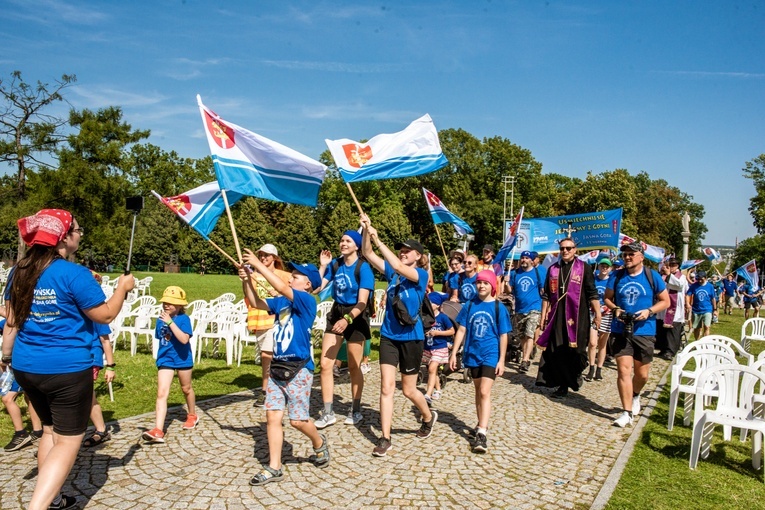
[243,248,294,302]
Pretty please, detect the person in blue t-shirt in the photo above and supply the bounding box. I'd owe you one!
[450,254,479,303]
[1,209,134,510]
[450,270,511,453]
[742,282,762,320]
[83,322,115,447]
[315,230,375,429]
[509,251,543,373]
[685,271,717,339]
[142,286,196,444]
[604,242,669,429]
[422,293,455,404]
[360,213,438,458]
[240,250,330,486]
[722,273,739,315]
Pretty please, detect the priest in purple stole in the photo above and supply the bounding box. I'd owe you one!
[535,237,601,397]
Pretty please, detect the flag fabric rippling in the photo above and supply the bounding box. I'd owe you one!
[152,182,243,240]
[494,207,524,266]
[422,188,473,234]
[736,259,760,290]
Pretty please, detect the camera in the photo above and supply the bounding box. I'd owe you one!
[619,311,637,336]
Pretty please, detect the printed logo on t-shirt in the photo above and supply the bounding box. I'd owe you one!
[517,275,535,293]
[274,306,295,353]
[470,311,494,339]
[461,282,476,301]
[695,289,711,302]
[620,282,647,307]
[334,273,352,292]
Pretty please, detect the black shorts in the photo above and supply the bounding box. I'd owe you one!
[158,366,193,371]
[379,336,424,375]
[468,365,497,380]
[325,302,371,343]
[14,368,93,436]
[745,300,760,310]
[611,334,656,364]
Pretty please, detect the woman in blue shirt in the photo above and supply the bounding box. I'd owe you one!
[1,209,134,510]
[360,214,437,457]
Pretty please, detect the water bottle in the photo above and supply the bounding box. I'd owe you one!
[0,367,14,396]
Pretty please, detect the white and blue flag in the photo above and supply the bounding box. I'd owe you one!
[422,188,473,234]
[152,182,243,240]
[325,114,448,183]
[198,95,327,207]
[495,207,525,266]
[703,247,722,263]
[736,259,760,291]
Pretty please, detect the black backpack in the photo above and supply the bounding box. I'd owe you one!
[612,267,660,306]
[331,257,376,318]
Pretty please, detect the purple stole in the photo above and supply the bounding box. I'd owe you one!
[664,269,681,325]
[538,258,586,349]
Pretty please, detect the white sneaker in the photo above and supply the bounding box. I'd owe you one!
[632,395,641,417]
[613,411,633,428]
[344,411,363,425]
[314,411,336,429]
[360,363,371,375]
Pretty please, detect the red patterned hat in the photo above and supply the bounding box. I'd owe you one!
[17,209,73,247]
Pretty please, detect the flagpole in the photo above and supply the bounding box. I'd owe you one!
[346,183,365,215]
[433,223,449,264]
[221,188,243,264]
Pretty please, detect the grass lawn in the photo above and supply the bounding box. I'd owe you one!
[605,310,765,509]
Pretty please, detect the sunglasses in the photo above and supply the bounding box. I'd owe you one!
[465,261,475,266]
[559,246,576,252]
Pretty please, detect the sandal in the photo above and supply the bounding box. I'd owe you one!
[83,430,111,447]
[308,434,330,468]
[249,465,284,486]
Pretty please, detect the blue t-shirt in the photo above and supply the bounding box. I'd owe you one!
[607,268,666,336]
[454,273,478,303]
[456,299,512,368]
[267,290,317,371]
[381,262,429,341]
[155,313,194,369]
[511,267,543,313]
[723,279,738,297]
[594,274,610,306]
[91,322,112,368]
[324,258,375,306]
[6,260,106,374]
[425,313,454,351]
[743,284,760,304]
[686,282,716,314]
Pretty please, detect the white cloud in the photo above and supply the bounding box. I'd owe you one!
[260,60,405,73]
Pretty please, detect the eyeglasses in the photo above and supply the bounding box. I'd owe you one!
[73,227,84,236]
[559,246,576,252]
[465,261,475,266]
[622,252,638,258]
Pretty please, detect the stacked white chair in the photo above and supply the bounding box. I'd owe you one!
[369,289,386,328]
[741,318,765,352]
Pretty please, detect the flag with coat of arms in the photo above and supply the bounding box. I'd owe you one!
[325,114,448,183]
[198,95,327,207]
[151,182,243,240]
[494,207,525,266]
[422,188,473,234]
[736,259,760,290]
[702,247,722,263]
[618,233,665,263]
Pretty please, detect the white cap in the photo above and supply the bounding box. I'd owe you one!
[257,243,279,256]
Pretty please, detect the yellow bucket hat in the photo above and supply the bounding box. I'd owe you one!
[160,286,187,305]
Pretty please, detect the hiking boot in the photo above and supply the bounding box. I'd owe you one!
[372,436,392,457]
[308,434,330,468]
[314,411,336,429]
[4,431,33,452]
[584,365,595,381]
[141,428,165,443]
[344,411,363,426]
[416,410,438,439]
[613,411,633,428]
[632,395,641,417]
[182,414,199,430]
[593,367,603,381]
[472,432,488,453]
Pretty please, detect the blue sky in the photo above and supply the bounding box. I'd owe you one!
[2,0,763,246]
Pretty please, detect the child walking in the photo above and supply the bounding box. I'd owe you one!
[240,249,330,485]
[142,286,197,443]
[423,293,455,404]
[83,322,115,446]
[449,270,511,453]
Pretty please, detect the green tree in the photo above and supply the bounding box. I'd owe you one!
[743,154,765,234]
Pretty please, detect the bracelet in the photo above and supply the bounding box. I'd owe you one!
[343,313,354,324]
[105,363,116,368]
[166,319,174,326]
[105,366,115,372]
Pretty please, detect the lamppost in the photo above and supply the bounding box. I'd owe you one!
[502,175,516,242]
[681,211,691,262]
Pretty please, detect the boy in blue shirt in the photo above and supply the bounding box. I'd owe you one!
[449,270,511,453]
[685,270,717,339]
[240,249,329,485]
[422,293,455,404]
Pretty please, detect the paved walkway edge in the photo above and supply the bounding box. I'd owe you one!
[590,363,671,510]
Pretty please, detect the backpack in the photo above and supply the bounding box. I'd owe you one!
[612,267,660,306]
[390,274,435,331]
[420,294,437,332]
[331,257,375,318]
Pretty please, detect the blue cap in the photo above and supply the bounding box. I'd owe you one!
[613,259,624,267]
[520,250,533,259]
[428,292,447,307]
[342,229,362,248]
[286,262,322,290]
[530,251,539,259]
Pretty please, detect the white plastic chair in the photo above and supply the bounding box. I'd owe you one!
[210,292,236,306]
[196,312,238,365]
[697,335,755,365]
[236,318,260,367]
[186,299,208,315]
[132,295,157,310]
[667,346,739,432]
[370,289,386,327]
[689,364,765,473]
[741,318,765,352]
[313,301,333,333]
[122,304,158,356]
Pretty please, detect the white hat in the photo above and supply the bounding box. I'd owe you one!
[257,243,279,256]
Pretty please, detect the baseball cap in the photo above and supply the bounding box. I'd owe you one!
[286,262,322,290]
[620,242,644,253]
[160,286,188,306]
[394,239,425,254]
[530,251,539,260]
[696,270,707,279]
[520,250,533,259]
[257,243,279,256]
[428,292,447,307]
[483,244,494,252]
[613,259,624,267]
[597,257,612,266]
